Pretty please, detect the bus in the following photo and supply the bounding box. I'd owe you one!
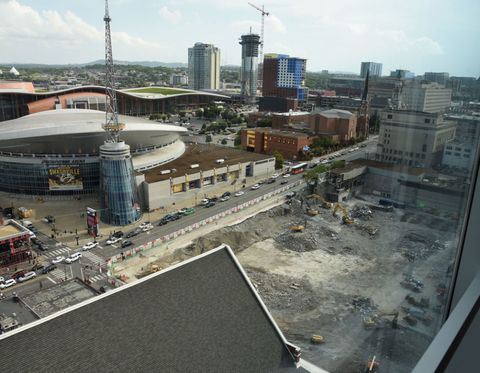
[290,162,308,175]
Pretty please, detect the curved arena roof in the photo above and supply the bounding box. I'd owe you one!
[0,109,187,155]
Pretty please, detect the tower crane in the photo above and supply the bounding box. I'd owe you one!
[248,2,269,75]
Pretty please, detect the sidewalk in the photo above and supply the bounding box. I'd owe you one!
[0,174,272,250]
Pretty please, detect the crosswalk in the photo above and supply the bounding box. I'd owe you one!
[88,273,108,283]
[42,248,106,267]
[43,247,71,258]
[81,251,107,267]
[47,268,73,283]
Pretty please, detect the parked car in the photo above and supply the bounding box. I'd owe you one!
[106,236,122,245]
[251,184,260,190]
[221,191,231,198]
[0,276,4,283]
[11,270,28,280]
[209,196,218,202]
[38,243,49,251]
[158,218,169,226]
[18,271,36,283]
[42,264,57,274]
[271,173,279,178]
[235,191,245,197]
[51,256,65,264]
[267,178,276,184]
[200,198,210,206]
[219,195,230,202]
[280,179,288,185]
[0,279,16,289]
[65,252,82,263]
[112,231,124,238]
[126,228,142,238]
[139,221,151,229]
[82,241,98,251]
[142,224,153,232]
[205,201,216,208]
[360,143,367,148]
[43,215,55,223]
[121,240,133,248]
[282,173,291,178]
[31,263,44,272]
[183,207,195,215]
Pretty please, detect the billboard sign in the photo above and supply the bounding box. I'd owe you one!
[48,165,83,191]
[86,207,99,237]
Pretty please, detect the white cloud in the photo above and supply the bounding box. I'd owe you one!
[0,0,167,62]
[265,14,286,34]
[158,6,182,24]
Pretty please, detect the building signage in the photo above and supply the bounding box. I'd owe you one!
[48,165,83,191]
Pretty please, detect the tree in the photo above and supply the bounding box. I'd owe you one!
[205,134,212,143]
[234,133,242,146]
[369,111,380,134]
[221,138,228,145]
[273,151,284,169]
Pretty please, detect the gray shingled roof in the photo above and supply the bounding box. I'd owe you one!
[0,245,299,372]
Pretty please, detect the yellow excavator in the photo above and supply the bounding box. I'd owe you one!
[306,194,332,209]
[332,203,354,224]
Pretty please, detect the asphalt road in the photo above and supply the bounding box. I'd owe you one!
[95,173,306,259]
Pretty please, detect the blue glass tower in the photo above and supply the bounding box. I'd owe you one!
[99,141,141,225]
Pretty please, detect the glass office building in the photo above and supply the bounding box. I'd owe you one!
[99,141,141,226]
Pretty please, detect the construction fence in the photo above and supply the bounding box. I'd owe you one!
[107,179,304,276]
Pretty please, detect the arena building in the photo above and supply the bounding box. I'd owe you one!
[0,109,187,196]
[0,83,230,122]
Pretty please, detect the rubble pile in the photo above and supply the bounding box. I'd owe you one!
[351,296,378,316]
[350,205,373,220]
[396,231,443,261]
[245,269,319,314]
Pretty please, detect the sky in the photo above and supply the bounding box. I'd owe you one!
[0,0,479,77]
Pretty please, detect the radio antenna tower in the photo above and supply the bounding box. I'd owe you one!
[103,0,124,143]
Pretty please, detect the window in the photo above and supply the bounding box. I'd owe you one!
[425,118,431,123]
[422,144,427,152]
[387,114,393,119]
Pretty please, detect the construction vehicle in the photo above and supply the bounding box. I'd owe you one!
[402,306,433,326]
[363,311,399,329]
[290,225,305,233]
[306,194,332,209]
[310,334,325,344]
[405,294,430,308]
[332,203,354,224]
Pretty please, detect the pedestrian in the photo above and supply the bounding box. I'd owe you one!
[39,281,43,289]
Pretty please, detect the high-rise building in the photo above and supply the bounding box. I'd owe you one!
[360,62,382,78]
[262,54,307,101]
[375,110,456,168]
[400,81,452,113]
[239,33,261,103]
[424,72,449,86]
[188,43,220,90]
[390,69,415,79]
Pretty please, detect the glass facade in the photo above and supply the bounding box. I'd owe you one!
[0,155,99,195]
[99,142,141,226]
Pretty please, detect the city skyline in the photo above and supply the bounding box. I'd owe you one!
[0,0,479,77]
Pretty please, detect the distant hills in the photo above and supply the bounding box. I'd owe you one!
[0,60,188,68]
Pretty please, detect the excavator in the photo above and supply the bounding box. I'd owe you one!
[332,203,354,224]
[363,311,399,329]
[306,194,332,209]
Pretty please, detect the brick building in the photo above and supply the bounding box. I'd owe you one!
[241,128,311,160]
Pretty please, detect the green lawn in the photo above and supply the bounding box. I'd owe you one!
[127,87,191,95]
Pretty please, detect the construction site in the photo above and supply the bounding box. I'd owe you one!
[128,184,458,372]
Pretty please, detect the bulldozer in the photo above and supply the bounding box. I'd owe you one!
[332,203,354,224]
[290,225,305,233]
[306,208,318,216]
[363,311,399,329]
[306,194,332,209]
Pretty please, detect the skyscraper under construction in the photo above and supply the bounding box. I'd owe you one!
[239,33,261,103]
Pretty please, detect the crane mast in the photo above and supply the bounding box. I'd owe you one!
[103,0,124,143]
[248,2,269,79]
